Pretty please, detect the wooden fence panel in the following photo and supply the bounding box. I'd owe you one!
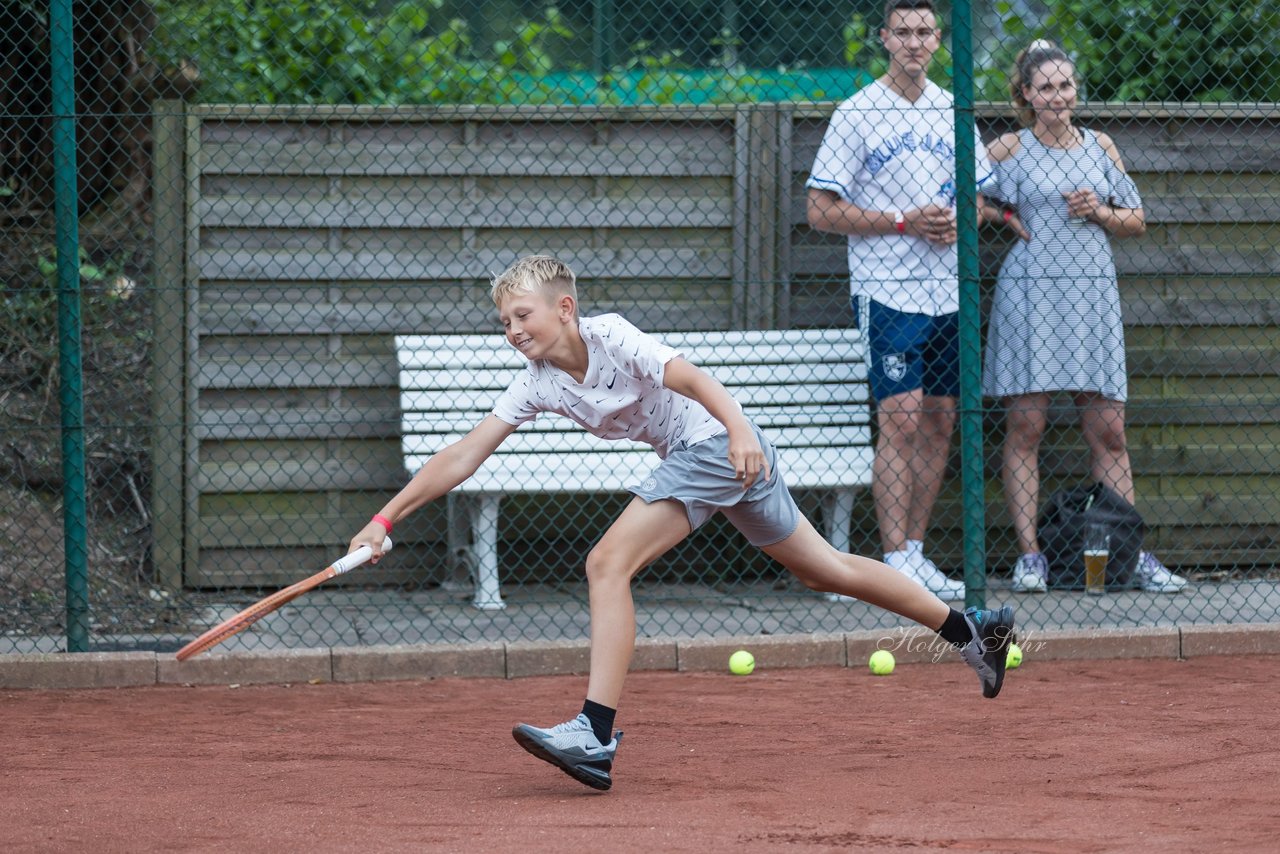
[166,105,752,585]
[151,103,1280,586]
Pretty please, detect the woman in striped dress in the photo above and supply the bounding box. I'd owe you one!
[980,40,1187,594]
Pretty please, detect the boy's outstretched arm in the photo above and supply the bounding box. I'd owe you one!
[662,357,768,490]
[348,415,517,560]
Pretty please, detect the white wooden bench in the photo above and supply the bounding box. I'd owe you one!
[396,328,872,609]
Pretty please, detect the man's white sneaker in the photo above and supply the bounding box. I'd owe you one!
[1133,551,1188,593]
[902,552,965,599]
[1011,553,1049,593]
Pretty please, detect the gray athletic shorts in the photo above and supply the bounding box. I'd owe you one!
[627,423,801,547]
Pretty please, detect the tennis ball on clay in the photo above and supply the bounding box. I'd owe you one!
[1006,642,1024,669]
[729,649,755,675]
[868,650,895,675]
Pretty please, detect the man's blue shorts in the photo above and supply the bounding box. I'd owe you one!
[856,297,961,402]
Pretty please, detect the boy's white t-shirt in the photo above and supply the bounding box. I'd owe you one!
[490,314,725,458]
[806,79,992,316]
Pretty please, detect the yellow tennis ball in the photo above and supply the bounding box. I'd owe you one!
[728,649,755,675]
[868,650,895,675]
[1006,642,1023,669]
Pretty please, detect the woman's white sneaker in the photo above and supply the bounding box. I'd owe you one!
[1134,551,1188,593]
[1011,553,1049,593]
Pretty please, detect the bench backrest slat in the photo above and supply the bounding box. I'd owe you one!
[402,383,867,413]
[403,446,877,494]
[400,403,870,435]
[400,361,866,391]
[395,328,871,493]
[403,424,871,456]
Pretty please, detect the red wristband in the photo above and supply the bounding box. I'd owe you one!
[1003,209,1013,223]
[371,514,393,534]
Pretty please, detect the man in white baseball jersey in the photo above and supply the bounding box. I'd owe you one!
[806,0,991,599]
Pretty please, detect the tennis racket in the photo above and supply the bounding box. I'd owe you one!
[175,536,392,661]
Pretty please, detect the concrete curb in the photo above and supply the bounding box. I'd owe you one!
[333,642,507,683]
[156,647,330,686]
[1180,623,1280,656]
[2,622,1277,690]
[0,651,157,690]
[1015,625,1181,660]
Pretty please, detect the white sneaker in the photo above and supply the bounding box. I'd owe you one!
[1133,551,1188,593]
[1011,553,1049,593]
[900,552,965,599]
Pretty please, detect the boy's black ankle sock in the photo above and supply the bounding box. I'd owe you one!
[581,699,616,746]
[938,608,975,646]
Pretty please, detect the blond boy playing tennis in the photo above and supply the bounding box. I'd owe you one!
[349,255,1014,790]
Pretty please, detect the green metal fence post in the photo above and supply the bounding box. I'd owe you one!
[50,0,91,651]
[950,0,987,609]
[593,0,614,77]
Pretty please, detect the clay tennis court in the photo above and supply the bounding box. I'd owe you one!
[4,655,1277,853]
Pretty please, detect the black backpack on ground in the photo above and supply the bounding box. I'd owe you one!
[1038,482,1145,590]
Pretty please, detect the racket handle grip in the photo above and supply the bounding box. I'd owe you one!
[332,536,393,575]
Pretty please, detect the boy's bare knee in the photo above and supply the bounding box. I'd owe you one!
[774,549,846,594]
[584,545,630,586]
[789,570,823,591]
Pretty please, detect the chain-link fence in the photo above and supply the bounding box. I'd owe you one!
[3,0,1278,655]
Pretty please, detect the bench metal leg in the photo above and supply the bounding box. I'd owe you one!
[442,494,474,592]
[822,489,855,554]
[470,494,506,610]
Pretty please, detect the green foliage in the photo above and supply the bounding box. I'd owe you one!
[1,250,132,394]
[151,0,870,105]
[151,0,437,102]
[606,45,696,105]
[494,6,574,74]
[588,48,870,105]
[150,0,576,104]
[843,13,886,81]
[998,0,1280,102]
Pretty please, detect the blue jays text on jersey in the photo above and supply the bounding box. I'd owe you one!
[865,131,956,177]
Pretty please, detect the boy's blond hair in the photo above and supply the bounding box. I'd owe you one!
[490,255,578,308]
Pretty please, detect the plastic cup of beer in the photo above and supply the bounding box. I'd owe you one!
[1083,523,1110,595]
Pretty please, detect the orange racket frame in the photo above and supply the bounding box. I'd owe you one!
[175,537,392,661]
